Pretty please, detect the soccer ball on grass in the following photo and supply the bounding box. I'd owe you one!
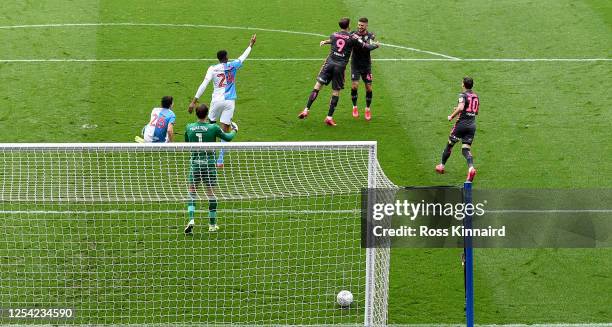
[336,290,353,308]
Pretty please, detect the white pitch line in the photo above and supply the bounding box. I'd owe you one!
[0,22,328,38]
[0,209,359,215]
[462,58,612,62]
[0,58,322,63]
[1,23,609,61]
[0,22,460,60]
[487,209,612,213]
[377,43,460,60]
[1,58,610,63]
[1,209,610,215]
[376,58,612,62]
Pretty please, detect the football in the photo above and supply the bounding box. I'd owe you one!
[336,290,353,307]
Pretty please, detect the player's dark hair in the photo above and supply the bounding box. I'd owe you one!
[217,50,228,62]
[196,104,209,120]
[338,17,350,30]
[358,17,368,23]
[161,96,173,109]
[463,76,474,89]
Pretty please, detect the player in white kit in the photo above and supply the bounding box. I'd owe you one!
[189,34,256,167]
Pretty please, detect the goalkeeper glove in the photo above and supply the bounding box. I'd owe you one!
[230,122,239,132]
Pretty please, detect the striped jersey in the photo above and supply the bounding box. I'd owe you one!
[143,107,176,143]
[194,46,252,102]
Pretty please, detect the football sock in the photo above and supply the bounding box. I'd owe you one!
[208,199,218,225]
[217,139,226,165]
[366,91,372,108]
[462,148,474,168]
[327,95,340,117]
[441,143,453,164]
[306,89,319,109]
[351,89,358,107]
[187,192,196,222]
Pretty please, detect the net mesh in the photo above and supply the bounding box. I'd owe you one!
[0,142,395,326]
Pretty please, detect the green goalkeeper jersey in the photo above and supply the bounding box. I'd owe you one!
[184,121,236,163]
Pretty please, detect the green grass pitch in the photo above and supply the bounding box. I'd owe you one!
[0,0,611,324]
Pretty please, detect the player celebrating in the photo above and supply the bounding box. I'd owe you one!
[184,104,238,234]
[188,34,256,166]
[141,96,176,143]
[350,17,377,120]
[298,17,379,126]
[435,77,480,182]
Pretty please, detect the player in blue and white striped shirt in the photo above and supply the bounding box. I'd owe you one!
[188,34,257,166]
[142,96,176,143]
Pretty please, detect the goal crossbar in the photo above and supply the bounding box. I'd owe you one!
[0,141,377,150]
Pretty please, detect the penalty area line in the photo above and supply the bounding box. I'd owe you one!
[0,209,360,215]
[1,209,610,215]
[487,209,612,213]
[1,23,611,61]
[0,58,610,63]
[0,22,459,60]
[0,58,611,63]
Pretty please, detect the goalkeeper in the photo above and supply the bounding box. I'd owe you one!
[184,104,237,234]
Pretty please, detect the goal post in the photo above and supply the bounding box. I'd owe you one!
[0,142,394,326]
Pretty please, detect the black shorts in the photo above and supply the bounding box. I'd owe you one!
[351,65,372,84]
[317,61,347,90]
[449,122,476,145]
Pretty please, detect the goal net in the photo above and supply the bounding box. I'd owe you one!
[0,142,395,326]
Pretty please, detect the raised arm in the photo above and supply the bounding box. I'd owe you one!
[189,67,213,113]
[237,34,257,63]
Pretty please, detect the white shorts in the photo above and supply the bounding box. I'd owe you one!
[209,99,235,125]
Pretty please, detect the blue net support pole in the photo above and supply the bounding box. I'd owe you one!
[463,181,475,327]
